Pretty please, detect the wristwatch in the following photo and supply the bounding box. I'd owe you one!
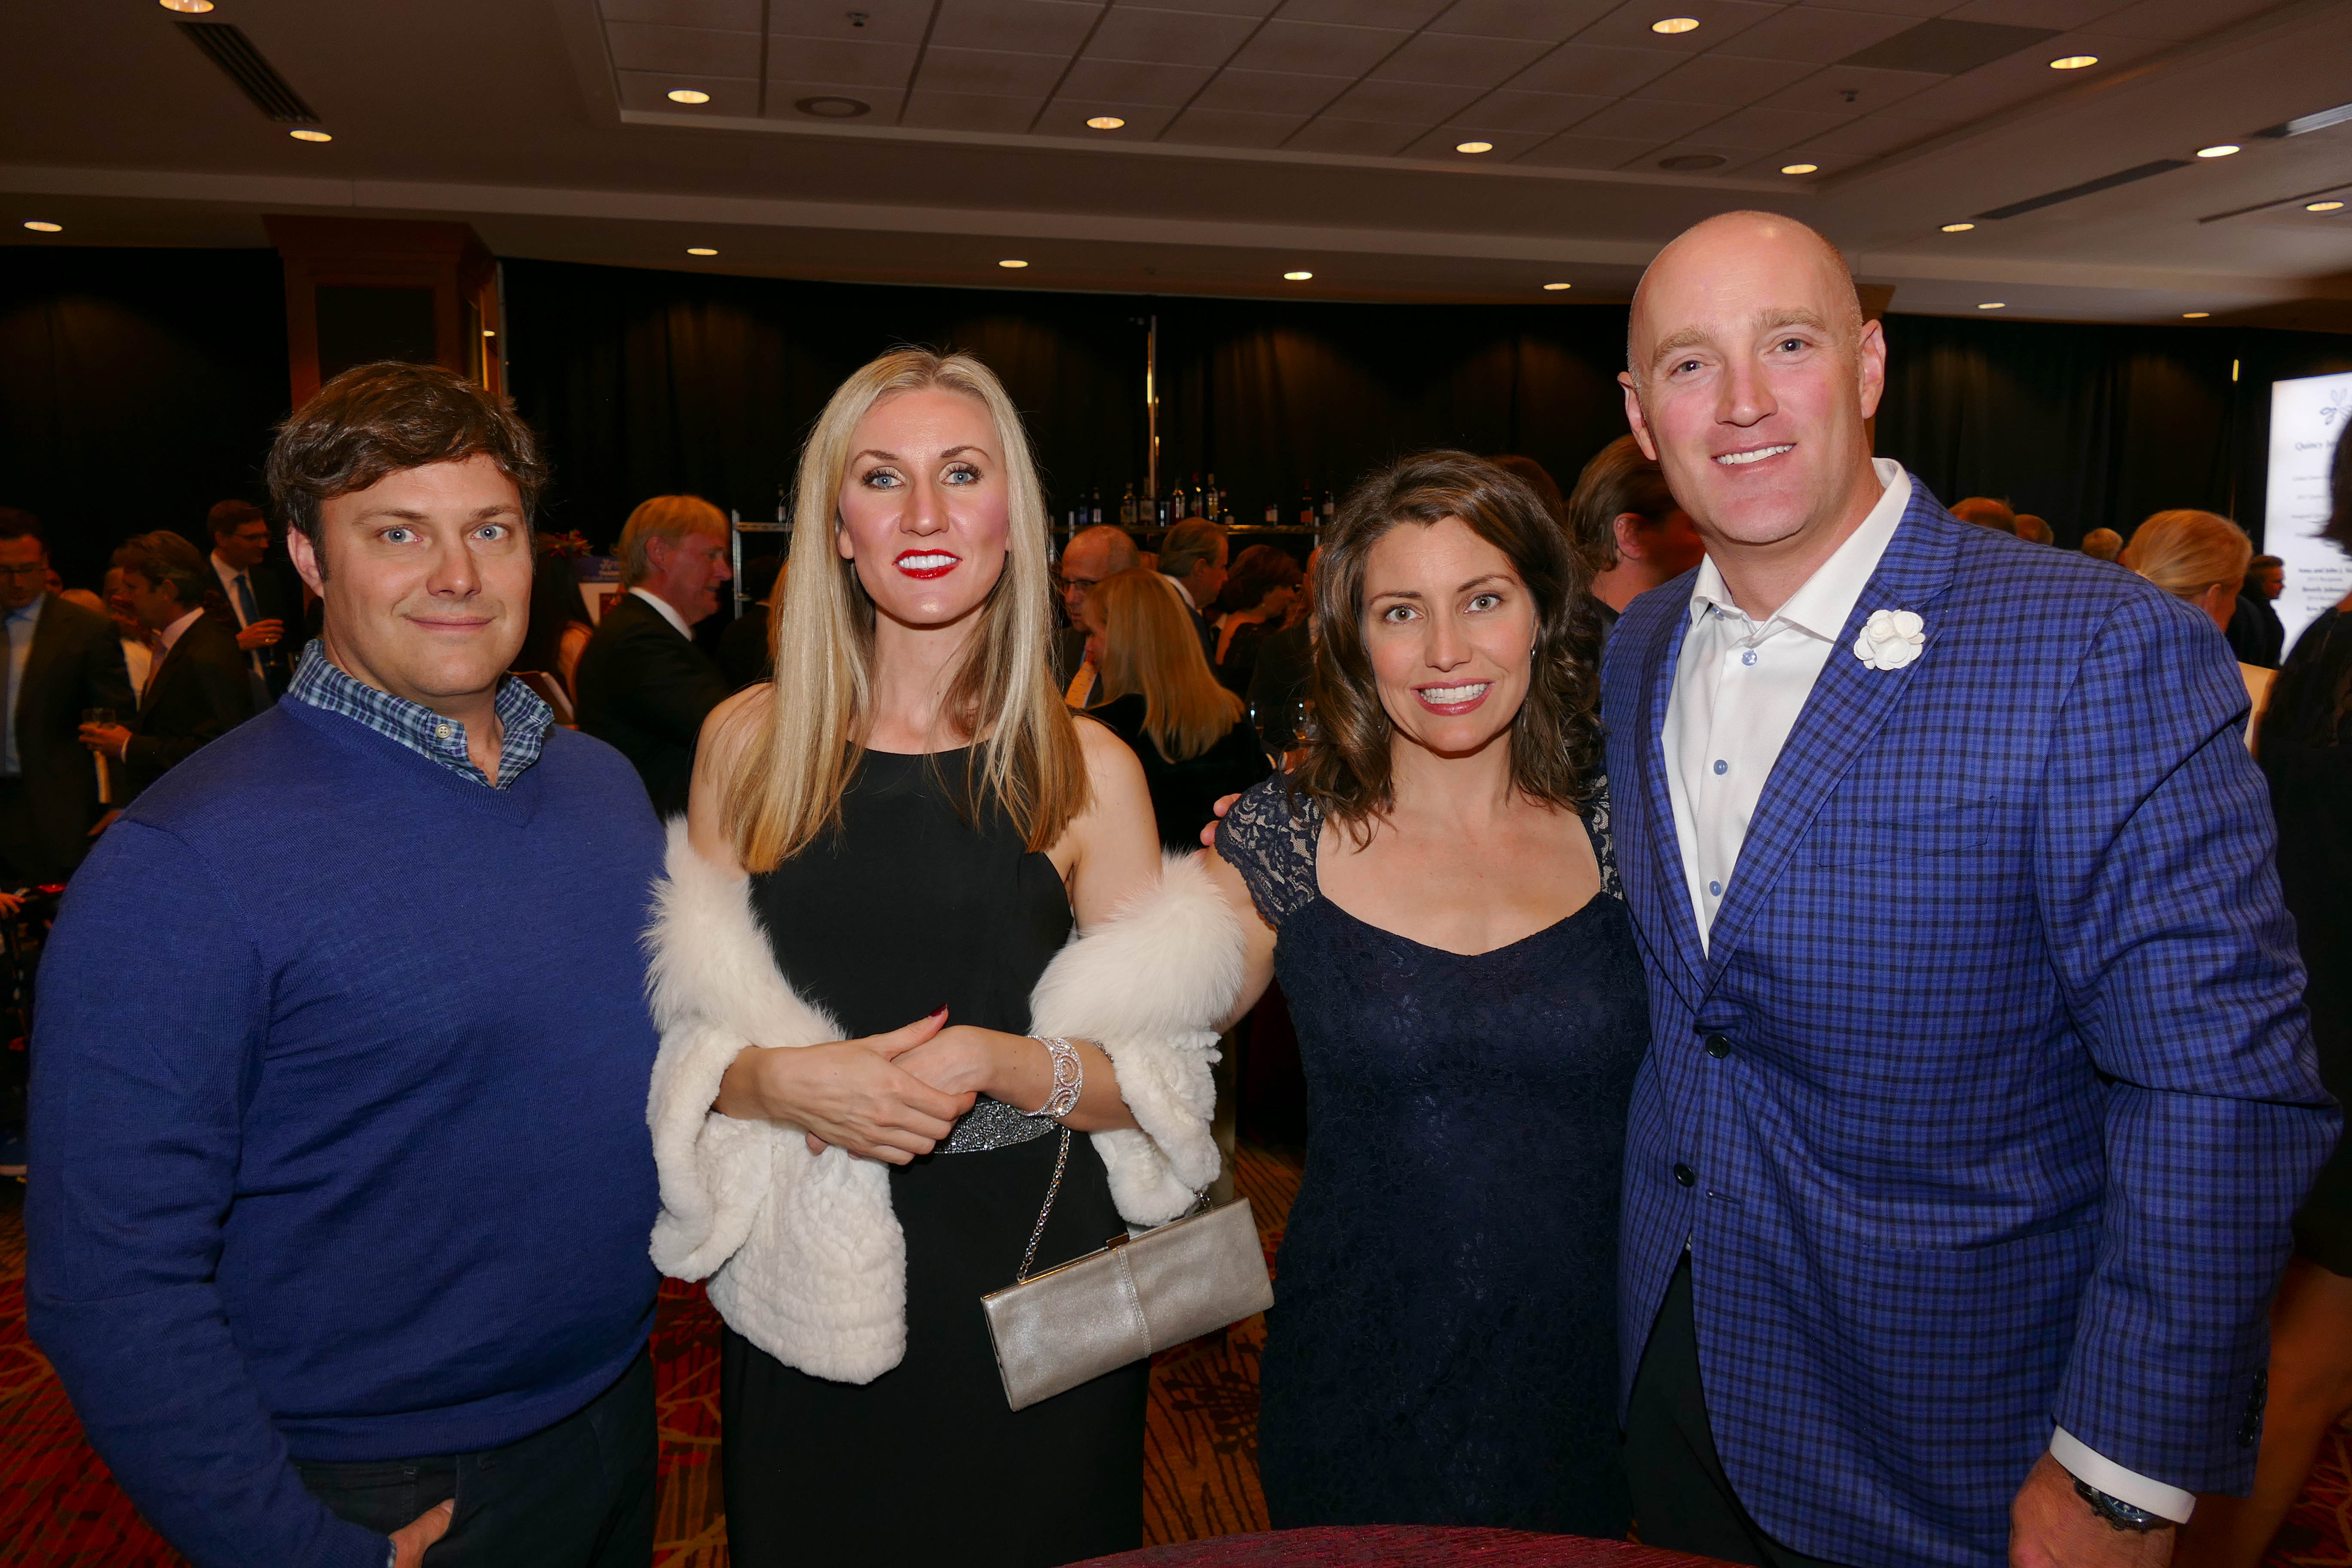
[2074,1477,2176,1533]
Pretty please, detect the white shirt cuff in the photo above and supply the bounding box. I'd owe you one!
[2050,1427,2196,1523]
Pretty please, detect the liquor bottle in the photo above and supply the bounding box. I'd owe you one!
[1204,473,1221,516]
[1188,473,1204,518]
[1321,490,1336,526]
[1156,495,1171,529]
[1298,486,1316,527]
[1121,483,1136,528]
[1263,499,1279,524]
[1090,488,1104,527]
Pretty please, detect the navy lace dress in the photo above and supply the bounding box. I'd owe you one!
[1216,775,1648,1537]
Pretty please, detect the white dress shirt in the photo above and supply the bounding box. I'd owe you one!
[628,585,693,641]
[1660,456,2191,1523]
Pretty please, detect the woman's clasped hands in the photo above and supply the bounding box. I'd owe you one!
[712,1007,1008,1164]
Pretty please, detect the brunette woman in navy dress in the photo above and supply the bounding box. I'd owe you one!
[1203,452,1648,1536]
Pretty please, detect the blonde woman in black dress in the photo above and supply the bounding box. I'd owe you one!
[644,349,1244,1566]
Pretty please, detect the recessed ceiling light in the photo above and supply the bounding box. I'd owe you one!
[1283,270,1313,281]
[1780,162,1819,175]
[2182,312,2210,319]
[1658,152,1726,171]
[1940,222,1975,233]
[686,247,718,256]
[2049,54,2098,70]
[1455,140,1494,154]
[159,0,214,11]
[1978,302,2007,309]
[2196,144,2239,158]
[1542,282,1571,291]
[1085,116,1125,130]
[667,89,711,104]
[289,128,332,142]
[2308,200,2346,212]
[998,259,1029,268]
[22,220,62,233]
[794,95,870,118]
[483,329,497,337]
[1651,17,1700,34]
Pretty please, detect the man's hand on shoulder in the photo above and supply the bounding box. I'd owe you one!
[2012,1454,2174,1568]
[1197,792,1242,849]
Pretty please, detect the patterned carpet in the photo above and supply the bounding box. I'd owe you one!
[3,1151,2349,1567]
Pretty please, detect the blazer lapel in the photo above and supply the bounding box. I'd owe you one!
[17,595,65,743]
[1699,494,1959,982]
[140,637,185,718]
[1638,606,1709,1009]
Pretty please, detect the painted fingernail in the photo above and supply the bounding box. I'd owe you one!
[930,1005,948,1018]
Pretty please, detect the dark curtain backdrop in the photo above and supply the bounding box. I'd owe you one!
[0,247,291,590]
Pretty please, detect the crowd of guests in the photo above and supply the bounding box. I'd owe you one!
[6,206,2350,1568]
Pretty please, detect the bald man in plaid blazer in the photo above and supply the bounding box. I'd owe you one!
[1602,212,2336,1568]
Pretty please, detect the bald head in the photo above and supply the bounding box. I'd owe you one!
[1629,212,1864,384]
[1059,523,1140,622]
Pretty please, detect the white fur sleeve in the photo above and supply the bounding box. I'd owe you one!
[1029,852,1249,1226]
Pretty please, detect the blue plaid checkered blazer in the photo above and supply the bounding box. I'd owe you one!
[1602,478,2337,1568]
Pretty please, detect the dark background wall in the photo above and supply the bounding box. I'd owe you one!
[6,247,2350,589]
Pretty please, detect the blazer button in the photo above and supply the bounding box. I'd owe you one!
[1706,1033,1731,1058]
[1673,1162,1696,1188]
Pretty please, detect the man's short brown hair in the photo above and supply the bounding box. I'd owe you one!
[114,531,210,610]
[208,499,266,539]
[266,362,547,559]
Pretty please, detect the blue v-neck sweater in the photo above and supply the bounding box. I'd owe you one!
[27,697,665,1568]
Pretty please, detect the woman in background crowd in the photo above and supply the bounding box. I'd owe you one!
[1211,545,1305,695]
[2081,526,2124,560]
[1081,568,1269,850]
[512,541,594,721]
[2187,425,2352,1568]
[2121,508,2272,745]
[1565,434,1703,628]
[1204,451,1645,1536]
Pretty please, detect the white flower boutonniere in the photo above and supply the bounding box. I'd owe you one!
[1853,609,1926,671]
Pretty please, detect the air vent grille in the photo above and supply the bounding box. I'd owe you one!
[176,21,318,122]
[1975,160,2191,220]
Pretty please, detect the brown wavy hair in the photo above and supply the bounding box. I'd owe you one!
[1298,450,1605,842]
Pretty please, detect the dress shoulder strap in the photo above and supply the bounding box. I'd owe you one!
[1214,775,1322,930]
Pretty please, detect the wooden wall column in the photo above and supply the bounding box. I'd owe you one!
[264,216,500,407]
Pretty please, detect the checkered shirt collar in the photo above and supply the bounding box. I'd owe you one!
[286,640,554,791]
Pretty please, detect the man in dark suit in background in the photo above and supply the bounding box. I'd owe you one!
[0,510,136,887]
[576,494,732,817]
[80,532,252,805]
[2229,553,2287,669]
[1158,518,1228,666]
[718,554,783,693]
[205,499,298,709]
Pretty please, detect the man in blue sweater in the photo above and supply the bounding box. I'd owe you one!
[28,361,665,1568]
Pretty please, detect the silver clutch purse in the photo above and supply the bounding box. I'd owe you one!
[980,1127,1276,1412]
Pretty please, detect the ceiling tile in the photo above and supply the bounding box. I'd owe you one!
[1571,97,1727,142]
[604,21,761,76]
[1889,31,2165,122]
[1675,103,1854,150]
[1035,96,1181,135]
[1633,53,1820,107]
[902,88,1042,132]
[1838,19,2061,74]
[1396,125,1551,159]
[1084,7,1259,67]
[614,70,758,113]
[1752,62,1944,115]
[601,0,763,29]
[767,79,906,119]
[1509,43,1682,96]
[915,46,1070,96]
[767,0,935,44]
[1517,131,1671,167]
[1280,0,1453,25]
[1449,88,1614,134]
[1370,32,1551,88]
[1726,7,1920,64]
[1320,76,1484,126]
[1161,107,1313,147]
[1055,56,1217,106]
[1572,0,1779,52]
[2093,0,2281,40]
[1229,20,1414,76]
[1135,0,1280,15]
[1803,112,1953,154]
[1792,0,1951,16]
[765,36,918,88]
[928,0,1105,55]
[1426,0,1617,43]
[1943,0,2128,26]
[1728,148,1869,177]
[1286,117,1422,156]
[1192,68,1352,116]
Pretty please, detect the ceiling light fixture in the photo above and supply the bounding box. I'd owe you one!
[686,247,717,256]
[1940,222,1975,232]
[289,128,332,142]
[2182,312,2210,319]
[1978,302,2007,309]
[1780,162,1819,175]
[1651,17,1700,34]
[998,259,1029,269]
[1283,270,1313,281]
[667,89,711,104]
[1542,282,1571,291]
[794,95,870,118]
[1085,116,1124,130]
[2308,200,2346,212]
[159,0,214,11]
[23,220,63,233]
[2049,54,2099,70]
[2196,144,2239,158]
[1455,140,1494,154]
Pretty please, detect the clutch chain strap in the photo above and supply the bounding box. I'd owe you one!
[1015,1126,1073,1284]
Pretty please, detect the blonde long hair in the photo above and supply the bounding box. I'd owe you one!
[2120,509,2251,602]
[726,348,1088,870]
[1093,569,1245,763]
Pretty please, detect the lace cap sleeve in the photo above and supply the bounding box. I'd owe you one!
[1215,775,1322,931]
[1584,772,1623,903]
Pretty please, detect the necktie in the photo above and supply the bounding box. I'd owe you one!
[233,572,266,681]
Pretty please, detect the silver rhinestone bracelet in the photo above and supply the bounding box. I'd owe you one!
[1026,1035,1082,1121]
